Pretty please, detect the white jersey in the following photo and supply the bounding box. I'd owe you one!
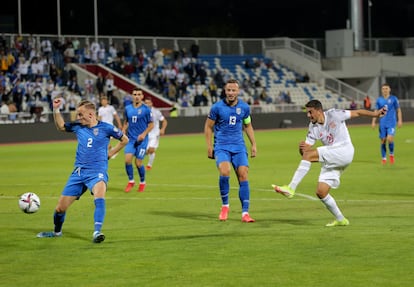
[306,109,352,147]
[306,109,354,188]
[98,105,117,125]
[149,107,165,137]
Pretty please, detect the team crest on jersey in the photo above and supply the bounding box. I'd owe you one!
[113,127,119,132]
[138,109,142,115]
[236,108,241,115]
[93,128,99,136]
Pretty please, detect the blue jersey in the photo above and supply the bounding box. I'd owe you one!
[124,104,153,142]
[375,95,400,128]
[208,99,251,153]
[64,121,123,170]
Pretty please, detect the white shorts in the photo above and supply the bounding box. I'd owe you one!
[317,143,354,189]
[147,134,160,149]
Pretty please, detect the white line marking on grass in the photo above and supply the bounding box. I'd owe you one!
[2,183,414,203]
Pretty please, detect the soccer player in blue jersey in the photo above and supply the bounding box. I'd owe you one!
[371,83,403,164]
[37,98,129,243]
[123,88,154,192]
[204,79,257,223]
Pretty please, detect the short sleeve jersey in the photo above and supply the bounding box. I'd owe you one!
[375,95,400,128]
[124,104,153,140]
[148,107,165,137]
[306,109,352,147]
[208,99,251,152]
[64,121,123,170]
[98,105,117,125]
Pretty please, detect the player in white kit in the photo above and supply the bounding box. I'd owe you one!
[273,99,386,227]
[98,95,122,158]
[144,97,168,170]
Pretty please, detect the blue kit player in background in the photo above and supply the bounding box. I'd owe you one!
[37,98,129,243]
[123,87,154,192]
[204,79,257,223]
[371,83,403,165]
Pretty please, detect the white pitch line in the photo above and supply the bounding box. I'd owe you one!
[2,183,414,202]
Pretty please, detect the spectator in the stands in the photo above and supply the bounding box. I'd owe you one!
[285,91,292,104]
[83,43,92,63]
[259,88,272,104]
[98,41,106,64]
[180,91,190,107]
[45,78,55,109]
[64,43,76,63]
[49,63,60,84]
[16,55,30,81]
[153,47,164,67]
[108,43,118,59]
[192,81,208,106]
[96,72,105,94]
[166,79,177,102]
[122,39,131,58]
[90,39,100,63]
[197,63,207,85]
[1,99,10,115]
[41,38,53,62]
[208,79,219,104]
[29,57,44,80]
[0,48,15,74]
[67,75,81,96]
[72,37,80,56]
[32,76,43,101]
[175,68,187,96]
[11,79,25,111]
[244,58,253,69]
[84,75,94,97]
[350,100,357,110]
[105,73,115,101]
[190,42,199,58]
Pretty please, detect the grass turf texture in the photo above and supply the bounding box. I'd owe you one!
[1,124,413,287]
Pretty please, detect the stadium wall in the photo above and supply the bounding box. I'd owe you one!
[2,109,413,144]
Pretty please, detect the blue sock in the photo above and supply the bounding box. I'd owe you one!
[239,181,250,213]
[381,143,387,158]
[138,165,145,182]
[389,142,394,155]
[125,164,134,181]
[53,211,66,233]
[219,176,230,205]
[94,198,105,232]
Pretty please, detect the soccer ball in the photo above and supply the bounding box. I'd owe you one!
[18,192,41,214]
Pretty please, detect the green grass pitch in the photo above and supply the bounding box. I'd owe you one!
[1,123,413,287]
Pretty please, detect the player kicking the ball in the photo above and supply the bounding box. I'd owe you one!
[272,99,386,227]
[37,98,128,242]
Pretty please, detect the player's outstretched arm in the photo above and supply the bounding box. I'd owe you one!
[52,98,66,131]
[350,107,386,119]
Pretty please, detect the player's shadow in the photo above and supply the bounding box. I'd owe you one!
[150,210,214,221]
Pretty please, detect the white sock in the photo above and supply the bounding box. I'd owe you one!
[147,153,155,166]
[321,194,345,221]
[289,160,311,190]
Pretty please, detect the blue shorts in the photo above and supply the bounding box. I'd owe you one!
[124,138,148,160]
[62,167,108,198]
[214,149,249,169]
[379,125,396,139]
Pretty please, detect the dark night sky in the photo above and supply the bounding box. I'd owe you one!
[1,0,414,38]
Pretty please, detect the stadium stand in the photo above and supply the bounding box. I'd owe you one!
[1,33,413,123]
